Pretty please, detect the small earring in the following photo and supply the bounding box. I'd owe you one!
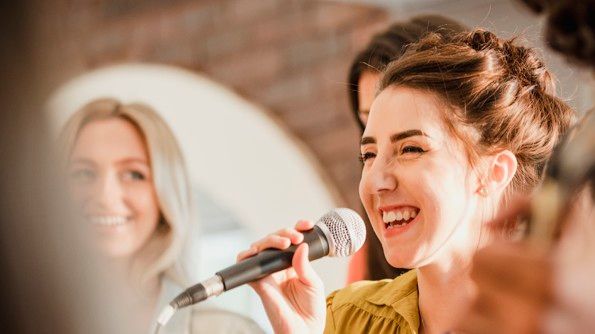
[478,186,488,197]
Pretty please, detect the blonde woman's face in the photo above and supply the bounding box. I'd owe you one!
[359,86,484,268]
[68,118,160,259]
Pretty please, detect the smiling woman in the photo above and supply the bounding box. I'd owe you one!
[351,30,576,332]
[59,99,263,334]
[60,100,190,289]
[236,29,576,334]
[68,116,161,258]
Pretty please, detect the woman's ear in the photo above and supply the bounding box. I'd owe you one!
[486,150,518,194]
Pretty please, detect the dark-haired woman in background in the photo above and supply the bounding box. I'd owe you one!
[238,29,574,333]
[346,15,467,283]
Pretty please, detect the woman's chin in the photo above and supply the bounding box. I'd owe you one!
[384,250,415,270]
[95,242,137,260]
[384,244,433,270]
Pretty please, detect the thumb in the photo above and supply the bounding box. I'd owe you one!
[293,243,322,288]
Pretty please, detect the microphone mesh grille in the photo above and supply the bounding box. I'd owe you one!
[317,208,366,257]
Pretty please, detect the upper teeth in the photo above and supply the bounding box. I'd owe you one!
[382,208,418,224]
[89,216,129,226]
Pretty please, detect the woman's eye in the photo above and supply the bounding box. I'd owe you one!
[359,152,376,163]
[401,146,426,154]
[124,170,146,181]
[70,169,95,182]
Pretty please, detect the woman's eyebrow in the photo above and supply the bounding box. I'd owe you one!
[361,129,429,146]
[117,157,149,165]
[390,129,428,142]
[69,158,95,166]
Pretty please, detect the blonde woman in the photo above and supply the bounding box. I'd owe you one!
[60,98,263,334]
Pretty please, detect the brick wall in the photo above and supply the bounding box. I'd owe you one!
[60,0,389,210]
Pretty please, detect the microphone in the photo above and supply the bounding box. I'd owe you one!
[156,208,366,327]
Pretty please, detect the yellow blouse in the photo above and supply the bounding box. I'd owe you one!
[324,270,419,334]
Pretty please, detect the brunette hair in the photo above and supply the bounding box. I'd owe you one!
[379,29,576,200]
[348,15,467,131]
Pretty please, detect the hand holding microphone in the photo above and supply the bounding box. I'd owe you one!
[238,219,328,334]
[156,208,365,334]
[238,208,365,334]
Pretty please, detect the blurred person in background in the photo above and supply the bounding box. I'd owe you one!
[238,29,574,333]
[456,0,595,332]
[346,14,467,282]
[458,111,594,334]
[60,98,263,334]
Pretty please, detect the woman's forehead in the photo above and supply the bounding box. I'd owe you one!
[71,118,148,161]
[365,86,447,139]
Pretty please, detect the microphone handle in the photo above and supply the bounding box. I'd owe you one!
[217,225,329,291]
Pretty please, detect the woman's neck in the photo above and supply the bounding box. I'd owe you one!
[104,256,162,321]
[110,256,162,333]
[416,257,476,334]
[107,256,160,294]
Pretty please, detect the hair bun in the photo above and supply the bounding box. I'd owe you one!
[502,41,555,94]
[463,29,555,95]
[466,29,501,52]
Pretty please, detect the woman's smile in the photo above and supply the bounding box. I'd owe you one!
[378,205,421,239]
[87,214,132,228]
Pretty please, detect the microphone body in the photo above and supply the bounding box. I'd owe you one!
[171,226,330,309]
[219,225,328,290]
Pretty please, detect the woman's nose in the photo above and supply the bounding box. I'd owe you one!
[361,156,397,194]
[95,173,124,209]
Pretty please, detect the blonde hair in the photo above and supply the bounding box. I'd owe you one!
[59,98,193,288]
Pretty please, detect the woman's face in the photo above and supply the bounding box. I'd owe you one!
[68,118,160,259]
[357,71,381,126]
[359,86,484,268]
